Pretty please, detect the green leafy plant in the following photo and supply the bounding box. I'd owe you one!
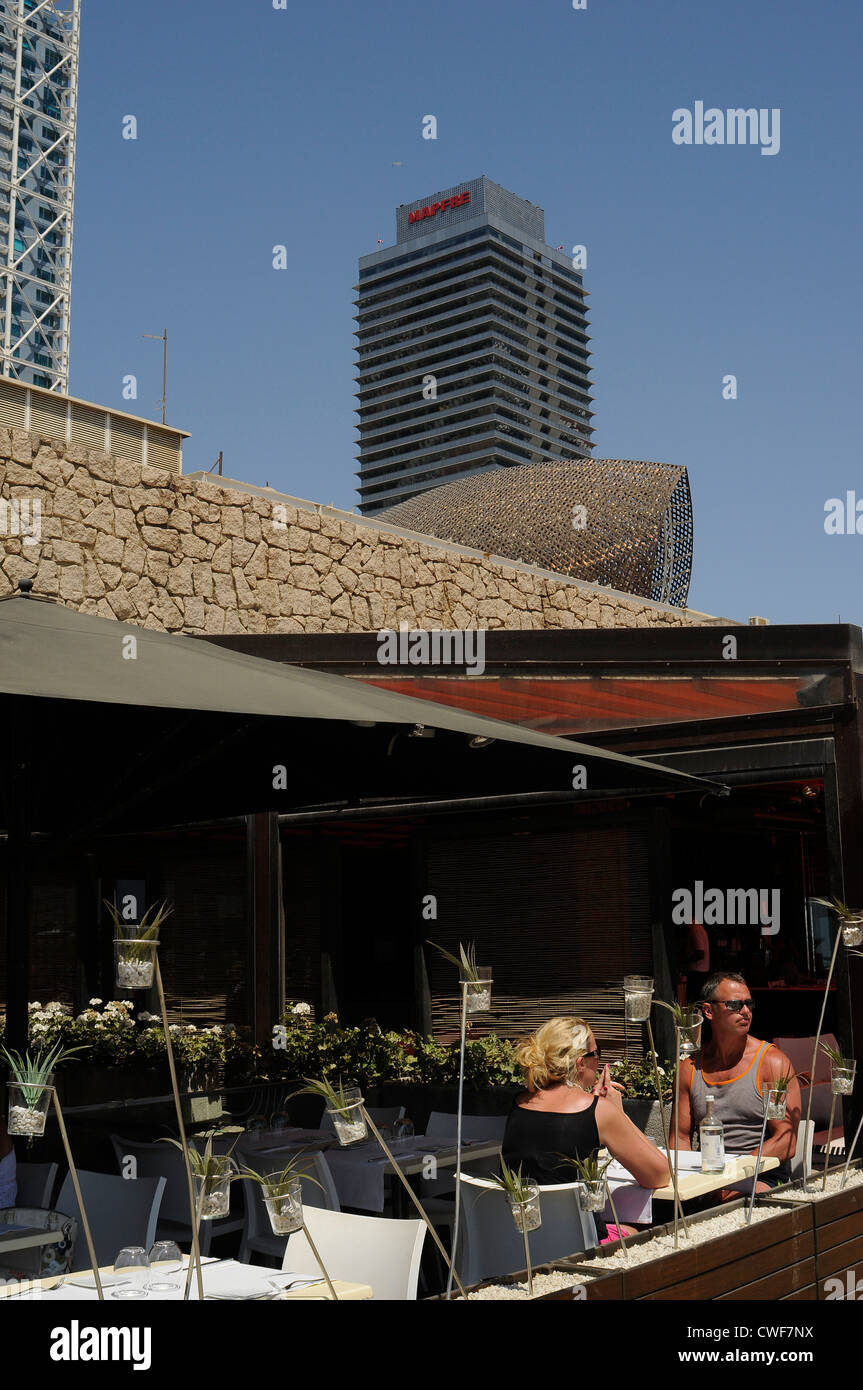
[427,939,481,983]
[104,898,173,961]
[766,1068,795,1097]
[609,1056,674,1102]
[1,1041,85,1107]
[812,896,862,920]
[293,1076,361,1120]
[488,1155,536,1204]
[240,1153,323,1197]
[160,1125,243,1195]
[558,1151,612,1185]
[821,1041,852,1069]
[654,1000,702,1027]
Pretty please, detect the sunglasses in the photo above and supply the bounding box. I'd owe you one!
[582,1045,602,1059]
[713,999,753,1013]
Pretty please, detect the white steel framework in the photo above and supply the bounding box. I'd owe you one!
[0,0,79,393]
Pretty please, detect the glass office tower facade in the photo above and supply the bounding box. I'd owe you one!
[355,176,594,516]
[0,0,79,392]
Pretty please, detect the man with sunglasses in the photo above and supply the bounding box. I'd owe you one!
[671,972,800,1194]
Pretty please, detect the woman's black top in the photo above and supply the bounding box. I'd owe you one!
[502,1095,601,1184]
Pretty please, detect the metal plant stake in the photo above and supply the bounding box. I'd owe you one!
[51,1090,103,1299]
[154,957,204,1302]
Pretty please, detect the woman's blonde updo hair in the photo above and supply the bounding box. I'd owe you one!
[514,1016,592,1092]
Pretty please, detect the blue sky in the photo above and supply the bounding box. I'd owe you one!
[71,0,862,625]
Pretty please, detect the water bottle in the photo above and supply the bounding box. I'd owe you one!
[700,1093,726,1172]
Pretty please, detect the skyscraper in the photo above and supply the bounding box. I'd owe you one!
[0,0,79,392]
[355,176,594,516]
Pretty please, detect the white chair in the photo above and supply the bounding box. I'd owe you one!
[454,1173,598,1288]
[774,1034,839,1132]
[318,1104,405,1135]
[109,1134,244,1255]
[56,1170,166,1271]
[282,1206,426,1300]
[791,1119,815,1180]
[235,1142,339,1264]
[15,1161,58,1209]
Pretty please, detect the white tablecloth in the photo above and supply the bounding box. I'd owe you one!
[3,1258,369,1301]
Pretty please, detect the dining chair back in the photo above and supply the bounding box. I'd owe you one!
[454,1173,598,1289]
[15,1161,58,1209]
[774,1035,839,1128]
[235,1141,339,1264]
[420,1112,506,1197]
[56,1170,166,1271]
[109,1134,244,1255]
[282,1206,426,1300]
[791,1119,816,1180]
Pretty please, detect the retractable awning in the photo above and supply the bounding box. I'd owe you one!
[0,595,726,837]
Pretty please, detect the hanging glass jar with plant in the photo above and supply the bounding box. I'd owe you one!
[241,1156,321,1236]
[763,1071,794,1120]
[429,940,492,1014]
[3,1042,85,1138]
[814,896,863,948]
[162,1128,241,1220]
[295,1078,367,1146]
[105,898,173,991]
[623,975,654,1023]
[488,1159,541,1296]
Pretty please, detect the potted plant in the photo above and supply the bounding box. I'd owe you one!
[294,1077,367,1146]
[488,1158,541,1296]
[623,975,654,1023]
[105,898,173,991]
[813,895,863,948]
[162,1127,241,1220]
[763,1069,795,1120]
[2,1041,84,1138]
[429,940,492,1014]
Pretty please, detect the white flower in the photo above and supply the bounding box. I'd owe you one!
[291,1002,311,1017]
[89,998,102,1007]
[29,1001,43,1011]
[657,1066,666,1075]
[94,1022,105,1030]
[169,1025,181,1034]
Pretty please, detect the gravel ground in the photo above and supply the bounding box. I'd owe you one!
[465,1270,595,1300]
[565,1203,788,1272]
[770,1168,863,1202]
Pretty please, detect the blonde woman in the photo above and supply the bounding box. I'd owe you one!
[502,1017,671,1196]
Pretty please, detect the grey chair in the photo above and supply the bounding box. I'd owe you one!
[235,1141,339,1264]
[14,1161,58,1209]
[56,1170,166,1271]
[109,1134,244,1255]
[454,1173,598,1288]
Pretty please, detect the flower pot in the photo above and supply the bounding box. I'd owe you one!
[763,1086,788,1120]
[327,1088,367,1146]
[623,975,653,1023]
[577,1179,607,1214]
[462,967,492,1015]
[114,937,158,990]
[677,1009,702,1060]
[195,1159,235,1220]
[841,916,863,947]
[7,1079,53,1137]
[264,1177,304,1236]
[508,1184,541,1233]
[831,1062,856,1096]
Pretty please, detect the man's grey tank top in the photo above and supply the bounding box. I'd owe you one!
[688,1041,774,1152]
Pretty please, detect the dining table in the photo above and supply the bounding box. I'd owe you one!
[602,1151,780,1224]
[0,1256,372,1301]
[322,1135,501,1215]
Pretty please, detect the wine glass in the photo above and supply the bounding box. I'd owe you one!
[146,1240,183,1292]
[112,1246,149,1299]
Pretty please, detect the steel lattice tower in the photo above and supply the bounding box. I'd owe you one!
[0,0,79,393]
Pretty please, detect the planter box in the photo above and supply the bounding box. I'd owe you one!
[762,1161,863,1297]
[54,1064,224,1122]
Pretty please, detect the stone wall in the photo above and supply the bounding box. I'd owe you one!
[0,428,717,634]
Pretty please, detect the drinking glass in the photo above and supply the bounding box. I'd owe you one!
[146,1241,183,1292]
[112,1246,149,1299]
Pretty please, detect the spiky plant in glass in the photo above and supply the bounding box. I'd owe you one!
[487,1157,541,1294]
[763,1067,795,1119]
[161,1126,241,1218]
[240,1154,322,1236]
[428,939,491,1011]
[2,1041,85,1137]
[105,898,173,988]
[294,1077,367,1144]
[813,895,863,946]
[821,1041,856,1095]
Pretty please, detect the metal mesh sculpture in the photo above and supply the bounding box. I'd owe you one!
[378,459,693,607]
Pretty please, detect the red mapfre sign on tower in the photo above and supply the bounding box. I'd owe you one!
[408,190,471,224]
